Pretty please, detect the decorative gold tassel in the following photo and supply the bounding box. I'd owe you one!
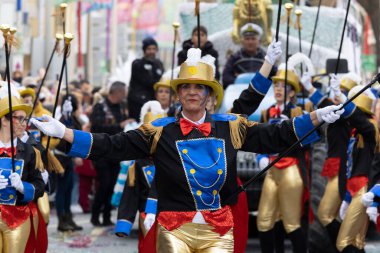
[229,114,258,149]
[305,101,314,113]
[127,163,136,187]
[138,123,163,154]
[47,150,65,174]
[261,110,268,123]
[32,147,44,171]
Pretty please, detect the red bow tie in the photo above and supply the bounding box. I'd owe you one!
[180,118,211,137]
[0,147,16,157]
[269,106,281,118]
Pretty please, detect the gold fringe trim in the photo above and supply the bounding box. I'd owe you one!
[305,101,314,113]
[139,123,163,154]
[229,114,258,149]
[290,107,303,119]
[32,147,44,171]
[261,109,268,123]
[356,118,380,152]
[47,150,65,174]
[127,163,136,187]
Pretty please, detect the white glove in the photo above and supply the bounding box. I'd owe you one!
[62,99,73,119]
[315,104,345,123]
[265,41,282,65]
[143,213,156,232]
[259,157,269,171]
[366,206,379,224]
[30,114,66,139]
[339,200,349,220]
[0,175,8,190]
[9,173,24,194]
[301,72,313,92]
[361,192,375,207]
[41,170,49,185]
[330,74,347,103]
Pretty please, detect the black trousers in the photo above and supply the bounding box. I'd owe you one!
[92,160,120,221]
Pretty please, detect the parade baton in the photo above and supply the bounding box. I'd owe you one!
[335,0,351,74]
[1,25,16,172]
[284,3,293,110]
[27,33,63,125]
[169,22,180,107]
[309,0,321,58]
[226,73,380,202]
[45,33,74,152]
[295,9,305,109]
[275,0,282,42]
[195,0,201,48]
[60,3,69,95]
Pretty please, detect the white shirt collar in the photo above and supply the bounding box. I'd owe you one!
[0,138,18,148]
[181,111,206,125]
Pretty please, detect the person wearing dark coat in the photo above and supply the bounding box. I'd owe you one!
[127,37,164,120]
[177,26,220,81]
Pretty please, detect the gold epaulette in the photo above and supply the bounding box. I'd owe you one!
[229,114,258,149]
[290,107,303,118]
[47,150,64,174]
[305,101,314,113]
[138,123,163,154]
[32,147,44,171]
[127,163,136,187]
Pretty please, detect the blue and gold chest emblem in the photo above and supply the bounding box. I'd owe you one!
[0,158,24,205]
[176,138,227,211]
[142,165,155,187]
[346,137,356,178]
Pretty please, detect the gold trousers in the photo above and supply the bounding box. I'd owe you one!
[318,175,341,226]
[0,216,30,253]
[156,223,234,253]
[37,192,50,224]
[336,186,368,252]
[257,164,303,233]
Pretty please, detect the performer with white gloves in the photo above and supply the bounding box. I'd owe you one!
[0,84,44,253]
[302,74,378,253]
[31,47,343,253]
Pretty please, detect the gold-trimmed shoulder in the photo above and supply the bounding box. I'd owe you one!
[229,114,258,149]
[138,123,163,154]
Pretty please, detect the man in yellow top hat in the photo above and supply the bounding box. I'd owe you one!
[31,42,345,252]
[0,83,44,253]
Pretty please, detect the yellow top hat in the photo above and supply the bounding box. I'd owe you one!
[140,101,166,123]
[340,78,357,92]
[352,94,374,115]
[0,96,32,118]
[19,88,36,99]
[171,62,224,108]
[272,69,301,93]
[153,78,171,91]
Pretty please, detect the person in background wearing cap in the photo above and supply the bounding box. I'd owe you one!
[177,26,220,80]
[301,74,378,253]
[127,37,164,121]
[115,101,165,251]
[21,76,38,92]
[222,23,272,89]
[31,46,344,252]
[0,84,44,253]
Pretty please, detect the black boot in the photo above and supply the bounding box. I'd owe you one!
[102,214,115,226]
[91,215,102,227]
[288,228,307,253]
[274,221,285,253]
[66,213,83,231]
[326,219,341,252]
[259,229,275,253]
[342,245,364,253]
[57,214,74,232]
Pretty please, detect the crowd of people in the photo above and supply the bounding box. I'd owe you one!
[0,18,378,253]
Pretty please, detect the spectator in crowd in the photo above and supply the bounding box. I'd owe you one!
[54,94,83,232]
[127,37,164,121]
[177,26,220,80]
[222,23,269,88]
[90,81,134,226]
